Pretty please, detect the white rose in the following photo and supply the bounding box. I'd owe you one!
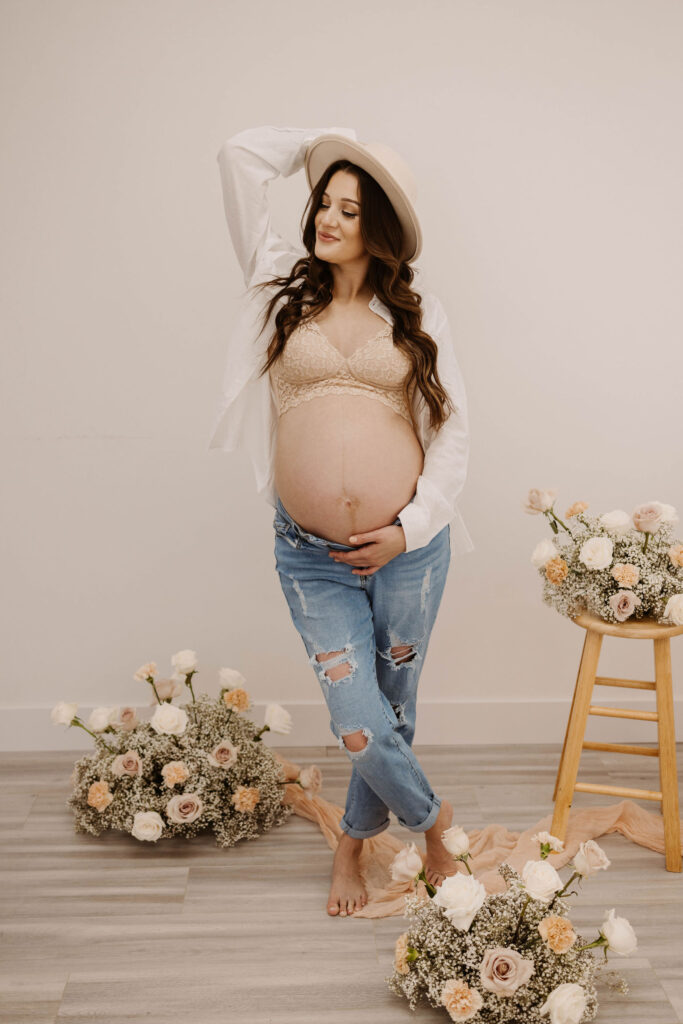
[51,701,79,726]
[264,703,292,734]
[522,859,563,901]
[600,908,637,955]
[599,510,632,536]
[579,536,613,570]
[390,841,424,882]
[298,764,323,796]
[540,982,587,1024]
[219,667,247,688]
[170,649,198,675]
[87,706,120,732]
[573,839,610,876]
[432,873,487,930]
[644,500,678,526]
[524,489,558,514]
[532,539,559,568]
[663,594,683,627]
[531,831,564,853]
[131,810,164,842]
[442,825,470,858]
[133,661,157,682]
[149,703,188,736]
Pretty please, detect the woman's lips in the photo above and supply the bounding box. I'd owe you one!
[318,233,338,241]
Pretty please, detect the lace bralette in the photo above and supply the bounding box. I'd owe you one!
[269,318,414,423]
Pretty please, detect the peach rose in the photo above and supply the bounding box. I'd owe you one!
[231,785,261,812]
[609,589,642,621]
[668,543,683,568]
[111,750,144,777]
[545,557,569,584]
[207,738,240,769]
[223,687,250,712]
[632,503,664,533]
[566,501,588,518]
[87,779,113,812]
[440,978,484,1021]
[479,947,535,996]
[166,792,204,824]
[538,914,577,954]
[394,932,411,975]
[611,563,640,588]
[161,760,190,787]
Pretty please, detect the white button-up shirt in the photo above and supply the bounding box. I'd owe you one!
[209,125,474,556]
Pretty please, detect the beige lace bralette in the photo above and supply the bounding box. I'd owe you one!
[269,317,414,423]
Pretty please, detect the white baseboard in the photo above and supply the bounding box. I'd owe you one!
[2,697,681,752]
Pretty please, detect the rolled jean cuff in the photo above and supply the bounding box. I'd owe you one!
[339,814,391,839]
[400,794,442,833]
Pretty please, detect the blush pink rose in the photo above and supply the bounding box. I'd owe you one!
[479,947,535,996]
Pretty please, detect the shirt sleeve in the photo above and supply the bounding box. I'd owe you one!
[397,297,471,552]
[216,125,358,289]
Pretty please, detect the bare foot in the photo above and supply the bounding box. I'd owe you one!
[327,833,368,917]
[423,797,464,888]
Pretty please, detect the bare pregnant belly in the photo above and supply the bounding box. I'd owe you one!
[273,395,424,545]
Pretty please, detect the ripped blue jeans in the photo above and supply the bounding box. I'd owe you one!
[273,494,451,839]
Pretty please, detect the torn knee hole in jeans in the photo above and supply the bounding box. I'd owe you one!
[338,726,373,755]
[390,643,417,667]
[310,644,356,685]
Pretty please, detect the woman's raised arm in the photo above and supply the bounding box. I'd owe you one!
[216,125,357,289]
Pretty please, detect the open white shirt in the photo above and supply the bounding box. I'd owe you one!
[209,124,474,556]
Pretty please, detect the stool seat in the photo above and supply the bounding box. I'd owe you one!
[551,610,682,872]
[571,611,683,639]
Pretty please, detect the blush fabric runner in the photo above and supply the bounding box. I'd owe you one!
[273,753,682,918]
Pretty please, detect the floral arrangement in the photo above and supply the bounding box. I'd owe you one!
[386,829,635,1023]
[525,490,683,625]
[50,649,322,846]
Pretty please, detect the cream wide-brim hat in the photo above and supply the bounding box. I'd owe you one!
[304,133,423,263]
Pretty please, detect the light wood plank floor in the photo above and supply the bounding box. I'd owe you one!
[1,743,682,1023]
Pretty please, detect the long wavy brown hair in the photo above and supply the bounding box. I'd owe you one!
[250,158,458,435]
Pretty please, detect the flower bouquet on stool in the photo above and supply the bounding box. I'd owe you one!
[525,490,683,626]
[51,649,321,846]
[386,829,635,1022]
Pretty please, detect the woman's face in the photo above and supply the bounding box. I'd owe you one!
[314,170,366,264]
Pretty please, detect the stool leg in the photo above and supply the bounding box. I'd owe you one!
[553,631,589,801]
[551,629,602,842]
[654,637,681,872]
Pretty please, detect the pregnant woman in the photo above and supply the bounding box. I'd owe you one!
[210,125,474,917]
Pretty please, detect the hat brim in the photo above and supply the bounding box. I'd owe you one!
[304,133,422,263]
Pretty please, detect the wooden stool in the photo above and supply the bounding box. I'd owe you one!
[551,610,682,872]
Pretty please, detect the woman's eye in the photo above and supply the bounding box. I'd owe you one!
[320,203,356,218]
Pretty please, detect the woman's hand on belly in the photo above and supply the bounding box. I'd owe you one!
[328,523,407,575]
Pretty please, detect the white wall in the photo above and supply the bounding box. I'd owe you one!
[2,0,682,751]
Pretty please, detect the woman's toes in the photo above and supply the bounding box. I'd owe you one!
[327,900,340,916]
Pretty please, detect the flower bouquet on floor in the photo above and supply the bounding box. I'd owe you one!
[525,489,683,626]
[51,649,322,846]
[386,829,634,1023]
